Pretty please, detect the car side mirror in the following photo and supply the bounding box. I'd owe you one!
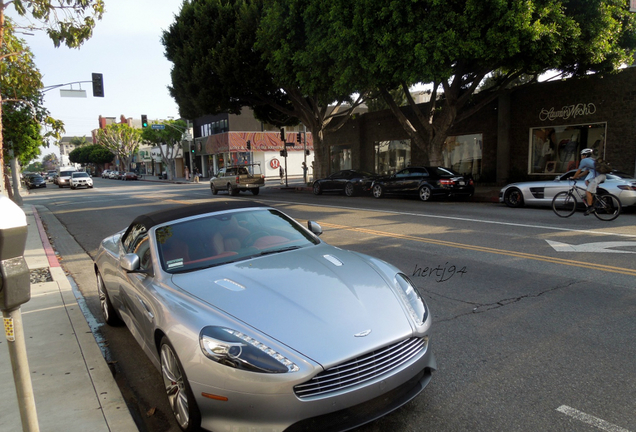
[120,253,141,272]
[307,221,322,236]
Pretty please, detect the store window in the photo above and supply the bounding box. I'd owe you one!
[374,140,411,175]
[330,145,352,172]
[443,134,482,177]
[529,122,606,174]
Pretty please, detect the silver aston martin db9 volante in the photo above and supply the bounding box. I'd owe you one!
[94,201,436,431]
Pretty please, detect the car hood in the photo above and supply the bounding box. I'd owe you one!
[171,244,414,367]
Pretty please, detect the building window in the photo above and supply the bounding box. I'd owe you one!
[374,140,411,175]
[330,145,352,173]
[529,122,606,175]
[443,134,482,178]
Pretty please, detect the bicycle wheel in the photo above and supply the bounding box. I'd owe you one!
[552,191,577,217]
[593,193,621,221]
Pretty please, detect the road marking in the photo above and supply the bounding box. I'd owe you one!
[319,222,636,277]
[547,240,636,253]
[556,405,631,432]
[257,198,636,239]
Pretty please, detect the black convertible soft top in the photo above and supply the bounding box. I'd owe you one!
[123,201,266,241]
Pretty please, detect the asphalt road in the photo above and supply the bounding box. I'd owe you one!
[23,178,636,432]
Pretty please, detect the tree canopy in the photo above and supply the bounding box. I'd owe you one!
[305,0,636,165]
[162,0,369,178]
[0,0,104,197]
[95,123,143,173]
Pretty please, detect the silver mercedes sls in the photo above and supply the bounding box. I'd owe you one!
[94,201,436,431]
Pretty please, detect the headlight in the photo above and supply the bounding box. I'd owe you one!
[199,326,299,373]
[394,273,428,326]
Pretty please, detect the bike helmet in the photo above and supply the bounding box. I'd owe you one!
[580,148,594,156]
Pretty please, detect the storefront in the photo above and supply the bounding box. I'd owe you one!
[195,131,314,180]
[323,67,636,182]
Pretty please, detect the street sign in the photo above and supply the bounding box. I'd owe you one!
[151,124,165,130]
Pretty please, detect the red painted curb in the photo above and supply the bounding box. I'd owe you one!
[31,206,60,268]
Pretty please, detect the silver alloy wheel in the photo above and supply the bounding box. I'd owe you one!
[419,186,432,201]
[372,184,383,198]
[161,343,191,430]
[97,273,110,323]
[345,182,355,197]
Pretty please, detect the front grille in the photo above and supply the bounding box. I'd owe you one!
[294,337,427,399]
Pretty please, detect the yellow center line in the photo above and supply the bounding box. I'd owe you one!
[320,222,636,277]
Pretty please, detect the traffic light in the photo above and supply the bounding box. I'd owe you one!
[92,73,104,97]
[280,127,286,142]
[141,115,148,128]
[191,144,195,154]
[247,140,251,150]
[297,133,302,144]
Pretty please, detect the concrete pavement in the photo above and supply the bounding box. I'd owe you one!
[0,204,137,432]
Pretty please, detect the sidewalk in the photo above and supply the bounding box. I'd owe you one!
[0,204,137,432]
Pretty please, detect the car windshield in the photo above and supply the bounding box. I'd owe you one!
[73,172,89,178]
[156,209,319,273]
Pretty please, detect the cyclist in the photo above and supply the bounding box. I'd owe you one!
[572,148,606,216]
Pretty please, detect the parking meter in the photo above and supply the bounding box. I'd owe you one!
[0,195,30,311]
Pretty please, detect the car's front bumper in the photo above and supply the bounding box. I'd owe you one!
[191,339,436,432]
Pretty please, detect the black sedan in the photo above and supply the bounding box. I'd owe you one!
[26,175,47,189]
[312,169,379,196]
[371,166,474,201]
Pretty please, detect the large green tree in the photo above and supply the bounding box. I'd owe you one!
[311,0,636,165]
[95,123,143,174]
[162,0,368,179]
[0,0,104,196]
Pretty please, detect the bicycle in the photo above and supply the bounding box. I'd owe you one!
[552,180,621,221]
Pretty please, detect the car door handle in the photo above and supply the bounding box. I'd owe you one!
[136,295,154,320]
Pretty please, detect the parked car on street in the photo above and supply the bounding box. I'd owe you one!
[26,175,47,189]
[70,171,93,189]
[312,169,379,196]
[102,170,112,178]
[108,170,121,179]
[121,172,139,181]
[499,170,636,208]
[94,201,435,432]
[371,166,475,201]
[210,163,264,195]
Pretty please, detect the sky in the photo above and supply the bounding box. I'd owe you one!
[7,0,184,160]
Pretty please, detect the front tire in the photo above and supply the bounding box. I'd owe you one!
[211,184,218,195]
[344,182,355,197]
[313,182,322,195]
[372,184,383,198]
[593,193,621,221]
[97,272,122,326]
[552,191,577,218]
[503,188,524,208]
[419,185,432,202]
[160,337,201,432]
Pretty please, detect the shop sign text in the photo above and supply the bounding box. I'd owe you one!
[539,103,596,122]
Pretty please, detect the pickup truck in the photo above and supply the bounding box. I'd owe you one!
[210,164,264,196]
